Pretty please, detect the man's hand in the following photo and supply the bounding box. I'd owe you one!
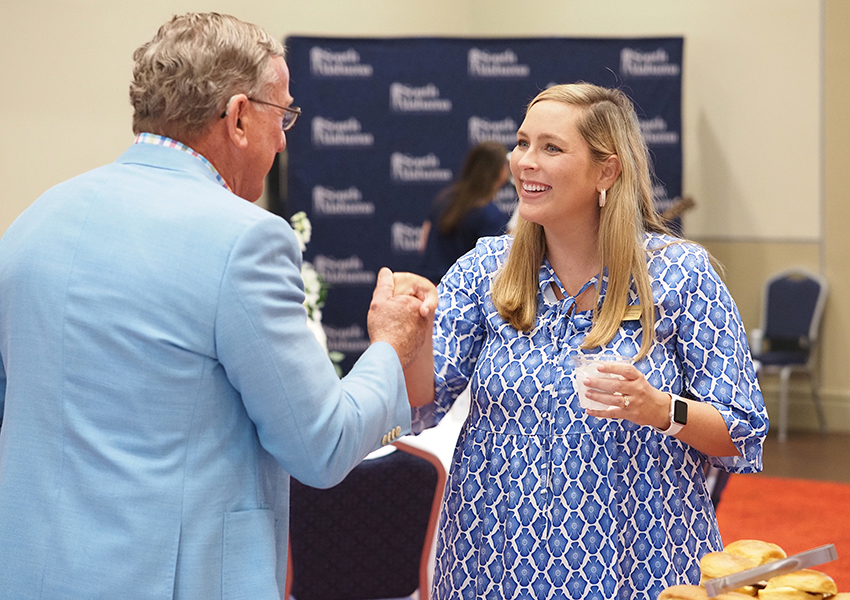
[367,268,436,368]
[391,271,438,318]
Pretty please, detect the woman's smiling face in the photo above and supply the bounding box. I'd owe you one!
[510,100,604,231]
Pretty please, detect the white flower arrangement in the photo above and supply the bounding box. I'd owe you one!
[290,211,344,375]
[289,210,312,253]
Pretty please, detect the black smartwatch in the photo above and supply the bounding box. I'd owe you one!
[655,394,688,436]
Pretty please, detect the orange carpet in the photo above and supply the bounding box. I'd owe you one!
[714,474,850,592]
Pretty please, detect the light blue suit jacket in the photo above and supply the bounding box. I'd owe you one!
[0,143,411,599]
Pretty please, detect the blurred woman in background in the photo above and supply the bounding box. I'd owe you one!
[419,141,511,284]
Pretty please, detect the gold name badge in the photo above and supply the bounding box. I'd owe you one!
[623,305,642,321]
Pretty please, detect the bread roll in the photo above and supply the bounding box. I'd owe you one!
[657,585,754,600]
[757,586,823,600]
[658,584,708,600]
[700,552,759,581]
[764,570,837,596]
[724,540,787,565]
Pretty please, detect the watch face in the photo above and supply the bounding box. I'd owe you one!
[673,399,688,425]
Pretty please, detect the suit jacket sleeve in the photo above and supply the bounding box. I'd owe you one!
[0,350,5,428]
[214,214,411,488]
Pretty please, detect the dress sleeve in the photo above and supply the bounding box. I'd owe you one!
[672,244,768,473]
[411,242,490,433]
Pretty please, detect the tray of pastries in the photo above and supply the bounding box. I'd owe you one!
[658,540,844,600]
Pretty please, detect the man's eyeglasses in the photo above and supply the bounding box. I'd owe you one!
[220,97,302,131]
[248,98,301,131]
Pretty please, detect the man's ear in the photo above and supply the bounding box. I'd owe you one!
[222,94,250,149]
[599,154,622,189]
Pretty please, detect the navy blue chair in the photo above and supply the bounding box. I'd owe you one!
[750,268,828,442]
[285,440,446,600]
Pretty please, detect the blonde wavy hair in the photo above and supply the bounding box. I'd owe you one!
[492,83,671,360]
[129,12,286,141]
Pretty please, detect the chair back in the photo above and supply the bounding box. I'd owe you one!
[286,440,446,600]
[761,268,828,355]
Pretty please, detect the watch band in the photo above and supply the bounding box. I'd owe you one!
[655,393,687,436]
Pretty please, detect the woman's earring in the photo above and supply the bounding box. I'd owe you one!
[598,189,607,208]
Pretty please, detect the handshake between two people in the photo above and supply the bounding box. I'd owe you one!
[367,267,438,369]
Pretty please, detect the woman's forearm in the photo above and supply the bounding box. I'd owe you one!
[403,339,435,407]
[674,399,740,458]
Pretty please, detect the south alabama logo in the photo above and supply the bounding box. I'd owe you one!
[620,48,680,77]
[310,47,373,77]
[468,48,530,78]
[390,83,452,113]
[311,117,374,147]
[390,153,452,183]
[469,116,518,145]
[312,186,375,216]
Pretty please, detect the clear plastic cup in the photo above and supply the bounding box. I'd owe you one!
[570,353,633,410]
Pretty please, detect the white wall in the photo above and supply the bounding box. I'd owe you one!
[1,0,822,244]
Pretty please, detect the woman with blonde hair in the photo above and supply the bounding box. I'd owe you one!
[400,82,767,599]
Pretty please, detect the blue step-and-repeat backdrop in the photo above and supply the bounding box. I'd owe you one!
[271,36,683,373]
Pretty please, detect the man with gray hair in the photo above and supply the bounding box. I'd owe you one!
[0,12,435,600]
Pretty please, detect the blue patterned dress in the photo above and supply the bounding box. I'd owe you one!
[412,232,767,600]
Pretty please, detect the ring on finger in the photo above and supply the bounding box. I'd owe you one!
[622,395,630,408]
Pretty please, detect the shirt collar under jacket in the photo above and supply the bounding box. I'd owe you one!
[134,132,232,192]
